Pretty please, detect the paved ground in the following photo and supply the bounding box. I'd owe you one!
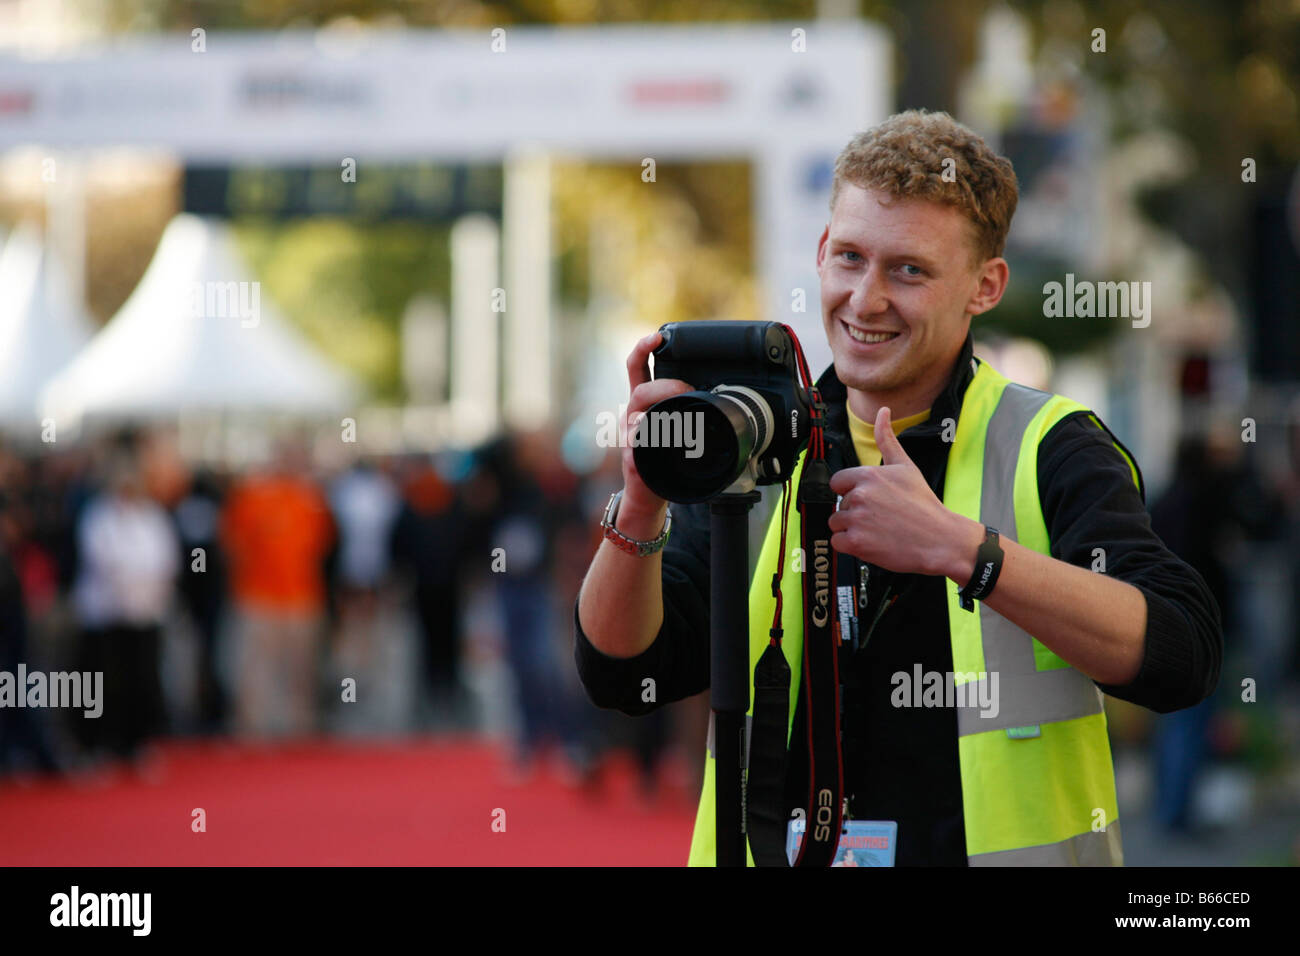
[1122,807,1300,866]
[1115,751,1300,866]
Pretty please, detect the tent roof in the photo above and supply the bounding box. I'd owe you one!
[42,214,361,423]
[0,224,97,424]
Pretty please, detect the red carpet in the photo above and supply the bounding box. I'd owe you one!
[0,737,699,866]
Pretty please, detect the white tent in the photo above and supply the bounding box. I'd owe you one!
[0,223,98,425]
[42,214,360,424]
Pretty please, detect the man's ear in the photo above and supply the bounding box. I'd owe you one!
[967,256,1010,318]
[815,224,830,272]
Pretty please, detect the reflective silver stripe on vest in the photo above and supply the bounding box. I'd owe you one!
[955,669,1107,735]
[968,820,1123,866]
[960,382,1103,738]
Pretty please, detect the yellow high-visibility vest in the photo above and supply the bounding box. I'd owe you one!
[687,360,1134,866]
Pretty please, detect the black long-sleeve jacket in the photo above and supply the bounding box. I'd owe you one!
[574,331,1223,865]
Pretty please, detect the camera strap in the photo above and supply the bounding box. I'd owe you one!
[745,331,844,867]
[790,452,845,867]
[746,478,794,867]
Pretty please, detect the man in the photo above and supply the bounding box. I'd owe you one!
[173,469,228,734]
[73,452,178,762]
[221,441,334,739]
[574,110,1221,866]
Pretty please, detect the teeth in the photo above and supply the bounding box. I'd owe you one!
[845,325,898,344]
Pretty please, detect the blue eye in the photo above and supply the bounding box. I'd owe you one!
[900,264,923,277]
[839,250,861,262]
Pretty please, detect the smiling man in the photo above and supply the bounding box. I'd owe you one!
[574,110,1222,866]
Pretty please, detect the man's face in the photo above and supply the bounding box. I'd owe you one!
[816,185,1004,416]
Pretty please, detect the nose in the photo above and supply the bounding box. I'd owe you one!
[848,263,889,319]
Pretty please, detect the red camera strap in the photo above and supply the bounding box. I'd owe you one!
[745,329,844,867]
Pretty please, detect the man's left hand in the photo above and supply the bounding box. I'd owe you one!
[827,406,979,578]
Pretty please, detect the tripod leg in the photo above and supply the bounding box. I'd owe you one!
[710,492,760,867]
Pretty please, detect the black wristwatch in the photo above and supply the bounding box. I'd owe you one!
[958,525,1003,612]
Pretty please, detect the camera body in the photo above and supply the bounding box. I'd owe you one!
[634,320,812,503]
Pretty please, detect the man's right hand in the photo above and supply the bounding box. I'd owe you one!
[576,331,694,661]
[617,331,694,539]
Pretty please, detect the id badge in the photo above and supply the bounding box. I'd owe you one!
[786,818,898,866]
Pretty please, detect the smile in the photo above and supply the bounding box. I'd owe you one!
[841,321,900,345]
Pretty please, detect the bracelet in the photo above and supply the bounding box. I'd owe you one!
[958,525,1003,612]
[600,490,671,557]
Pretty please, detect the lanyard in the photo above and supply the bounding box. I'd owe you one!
[790,456,845,866]
[745,327,845,867]
[746,456,847,867]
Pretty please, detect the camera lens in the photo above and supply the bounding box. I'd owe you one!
[633,386,775,503]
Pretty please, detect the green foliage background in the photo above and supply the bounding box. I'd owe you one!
[232,220,449,401]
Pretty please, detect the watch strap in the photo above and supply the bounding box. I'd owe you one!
[958,525,1003,612]
[601,491,671,557]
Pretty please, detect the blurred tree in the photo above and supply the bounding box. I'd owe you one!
[553,160,756,326]
[234,219,449,400]
[1011,0,1300,309]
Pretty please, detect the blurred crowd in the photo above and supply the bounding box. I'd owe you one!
[0,427,707,801]
[2,415,1299,836]
[1143,420,1300,836]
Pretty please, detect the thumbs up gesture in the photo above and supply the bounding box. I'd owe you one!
[827,406,972,577]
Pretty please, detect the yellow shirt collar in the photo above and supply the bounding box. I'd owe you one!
[846,404,932,466]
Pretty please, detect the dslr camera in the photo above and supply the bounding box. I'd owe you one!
[633,320,812,503]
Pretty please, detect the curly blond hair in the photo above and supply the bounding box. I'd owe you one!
[830,110,1019,263]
